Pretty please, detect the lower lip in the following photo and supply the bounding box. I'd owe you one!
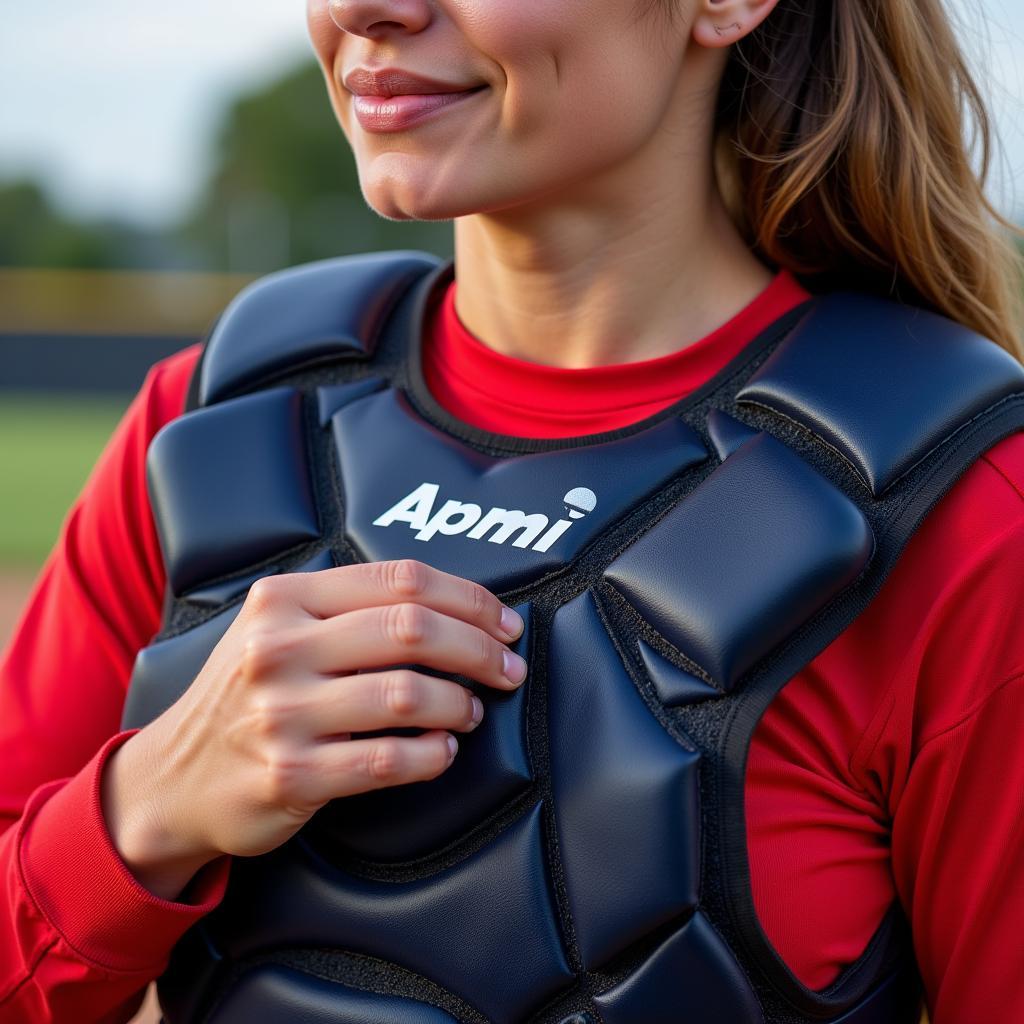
[352,87,487,133]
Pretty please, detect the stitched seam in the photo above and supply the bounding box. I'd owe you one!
[915,669,1024,753]
[981,451,1024,504]
[0,937,59,1006]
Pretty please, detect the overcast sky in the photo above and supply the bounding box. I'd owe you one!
[2,0,1023,227]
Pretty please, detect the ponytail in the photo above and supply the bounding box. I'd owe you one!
[714,0,1024,359]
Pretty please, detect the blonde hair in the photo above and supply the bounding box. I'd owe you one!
[713,0,1024,359]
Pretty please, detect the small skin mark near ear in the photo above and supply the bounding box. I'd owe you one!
[713,21,742,35]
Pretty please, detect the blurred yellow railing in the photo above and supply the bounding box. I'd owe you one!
[0,268,258,337]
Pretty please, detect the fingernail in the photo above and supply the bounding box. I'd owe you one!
[447,734,459,761]
[471,696,484,724]
[502,649,528,685]
[500,605,524,639]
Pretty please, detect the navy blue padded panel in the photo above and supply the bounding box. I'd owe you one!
[121,603,242,729]
[706,408,761,462]
[219,801,573,1024]
[605,432,873,690]
[155,923,227,1024]
[289,547,337,575]
[122,549,336,730]
[636,638,721,707]
[548,591,700,970]
[308,603,533,861]
[147,387,320,596]
[204,964,460,1024]
[317,376,386,427]
[736,293,1024,496]
[186,566,281,607]
[199,252,441,406]
[593,913,763,1024]
[333,388,708,592]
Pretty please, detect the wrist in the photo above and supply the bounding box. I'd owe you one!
[100,734,218,902]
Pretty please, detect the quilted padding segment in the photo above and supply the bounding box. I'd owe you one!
[317,376,387,427]
[204,965,460,1024]
[706,408,761,462]
[548,591,700,971]
[636,638,721,707]
[121,602,242,729]
[605,432,873,691]
[593,913,763,1024]
[308,603,534,861]
[736,293,1024,496]
[199,251,442,405]
[217,801,572,1024]
[333,388,708,592]
[147,387,321,596]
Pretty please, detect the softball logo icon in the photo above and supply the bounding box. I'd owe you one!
[563,487,597,520]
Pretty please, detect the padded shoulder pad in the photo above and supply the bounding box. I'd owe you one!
[736,292,1024,496]
[199,250,443,406]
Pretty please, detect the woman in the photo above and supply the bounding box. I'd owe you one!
[2,0,1023,1022]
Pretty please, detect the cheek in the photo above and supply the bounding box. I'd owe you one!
[306,0,340,63]
[485,7,677,164]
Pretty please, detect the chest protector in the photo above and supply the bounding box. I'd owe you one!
[122,252,1024,1024]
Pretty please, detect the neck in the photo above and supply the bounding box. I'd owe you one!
[452,87,772,370]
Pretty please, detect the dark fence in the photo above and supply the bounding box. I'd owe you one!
[1,334,197,396]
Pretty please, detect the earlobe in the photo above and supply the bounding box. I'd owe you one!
[691,0,781,49]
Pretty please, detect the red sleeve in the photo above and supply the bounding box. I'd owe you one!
[880,511,1024,1024]
[0,344,231,1024]
[747,432,1024,1017]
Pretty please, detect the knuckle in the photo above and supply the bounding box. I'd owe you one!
[478,630,500,675]
[365,738,405,784]
[248,694,283,738]
[385,602,428,648]
[387,558,429,598]
[239,628,276,680]
[382,670,422,718]
[467,580,490,622]
[261,746,306,805]
[247,690,302,739]
[245,575,284,615]
[239,626,300,680]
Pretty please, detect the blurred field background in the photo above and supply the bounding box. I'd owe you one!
[1,2,1022,1022]
[0,26,453,652]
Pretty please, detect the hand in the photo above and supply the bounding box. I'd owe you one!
[100,559,526,899]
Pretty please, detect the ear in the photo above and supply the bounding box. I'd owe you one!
[691,0,782,48]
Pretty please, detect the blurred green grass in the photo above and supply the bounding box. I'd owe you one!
[0,396,129,567]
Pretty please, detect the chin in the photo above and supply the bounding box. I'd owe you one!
[360,174,482,223]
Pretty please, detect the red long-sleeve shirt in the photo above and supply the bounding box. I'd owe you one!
[2,270,1023,1023]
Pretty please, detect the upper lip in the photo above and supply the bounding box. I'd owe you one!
[343,67,483,97]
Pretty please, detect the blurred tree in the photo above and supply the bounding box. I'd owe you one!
[1,58,454,274]
[177,59,454,273]
[0,180,138,269]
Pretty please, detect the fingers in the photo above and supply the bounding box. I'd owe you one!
[284,729,460,806]
[298,601,529,691]
[280,559,524,643]
[284,669,485,738]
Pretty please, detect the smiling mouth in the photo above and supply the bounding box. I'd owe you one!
[351,86,489,133]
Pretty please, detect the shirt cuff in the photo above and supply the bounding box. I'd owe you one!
[16,728,232,973]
